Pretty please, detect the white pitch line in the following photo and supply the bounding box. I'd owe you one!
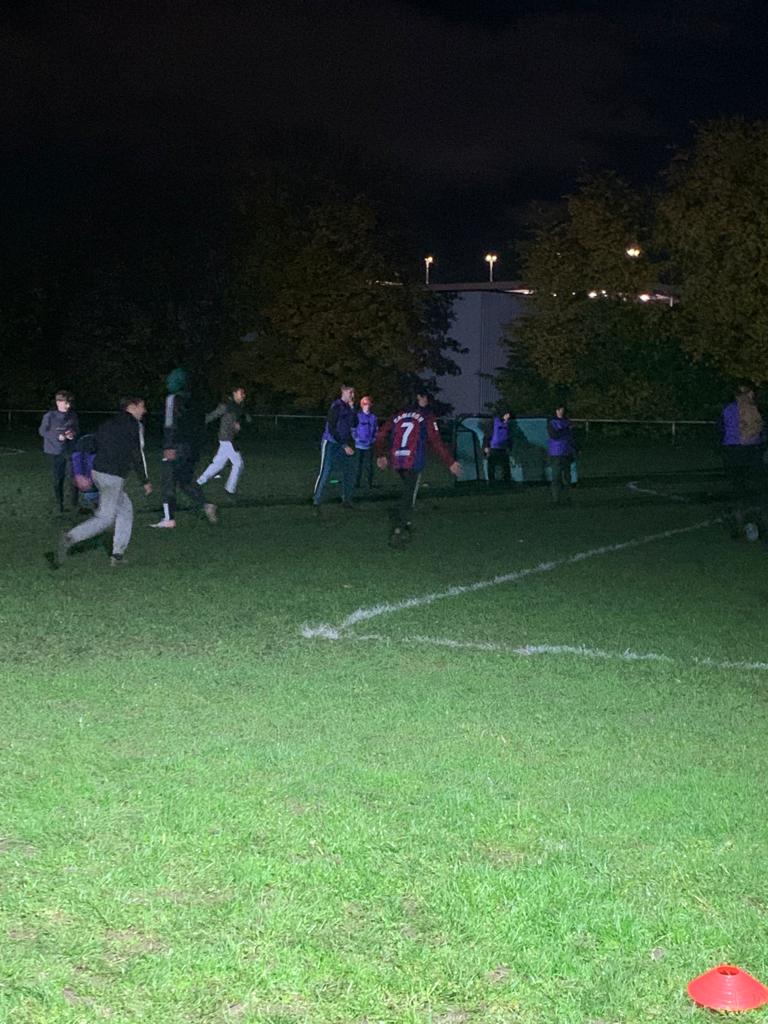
[339,632,768,674]
[300,519,718,639]
[627,481,686,502]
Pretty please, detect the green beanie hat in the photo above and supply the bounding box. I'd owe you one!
[165,368,188,394]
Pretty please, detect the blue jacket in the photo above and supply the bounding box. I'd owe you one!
[353,410,378,449]
[322,399,356,445]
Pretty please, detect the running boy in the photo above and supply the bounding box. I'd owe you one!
[39,390,79,513]
[197,386,249,496]
[375,388,461,546]
[55,396,152,567]
[151,368,217,528]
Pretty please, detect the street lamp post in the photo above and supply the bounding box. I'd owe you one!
[424,255,434,285]
[484,253,498,283]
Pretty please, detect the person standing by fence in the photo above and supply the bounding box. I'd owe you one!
[39,390,79,514]
[483,409,513,486]
[720,384,765,537]
[548,404,575,504]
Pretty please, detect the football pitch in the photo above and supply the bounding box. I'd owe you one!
[2,439,768,1023]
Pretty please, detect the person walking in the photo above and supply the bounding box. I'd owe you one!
[197,386,249,496]
[151,368,217,528]
[55,396,152,568]
[312,384,357,512]
[38,390,79,514]
[547,403,575,504]
[375,388,462,547]
[483,409,513,485]
[353,395,378,491]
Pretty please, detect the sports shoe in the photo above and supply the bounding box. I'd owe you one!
[203,503,218,524]
[55,532,71,568]
[150,518,176,528]
[109,553,127,567]
[745,522,760,542]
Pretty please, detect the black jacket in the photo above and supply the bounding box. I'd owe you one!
[93,411,148,483]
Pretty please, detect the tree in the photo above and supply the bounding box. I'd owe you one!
[226,196,460,411]
[659,118,768,382]
[501,173,724,417]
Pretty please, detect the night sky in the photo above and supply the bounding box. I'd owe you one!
[3,0,768,279]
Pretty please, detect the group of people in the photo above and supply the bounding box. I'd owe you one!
[47,376,764,566]
[482,403,576,504]
[311,385,461,546]
[47,371,251,568]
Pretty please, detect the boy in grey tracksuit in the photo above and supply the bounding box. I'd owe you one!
[197,387,249,495]
[38,390,79,513]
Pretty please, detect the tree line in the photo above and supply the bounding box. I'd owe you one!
[3,118,768,418]
[499,119,768,419]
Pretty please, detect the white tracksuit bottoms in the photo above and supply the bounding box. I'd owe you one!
[197,441,244,494]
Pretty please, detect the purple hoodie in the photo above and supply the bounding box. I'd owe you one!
[547,416,574,457]
[720,400,764,447]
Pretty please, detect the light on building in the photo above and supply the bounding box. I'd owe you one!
[625,246,641,258]
[588,290,598,298]
[639,293,651,302]
[484,252,498,283]
[424,255,434,285]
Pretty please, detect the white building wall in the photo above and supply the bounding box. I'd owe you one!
[434,289,529,416]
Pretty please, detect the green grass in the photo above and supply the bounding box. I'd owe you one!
[2,437,768,1023]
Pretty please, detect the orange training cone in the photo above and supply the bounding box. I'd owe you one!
[688,964,768,1011]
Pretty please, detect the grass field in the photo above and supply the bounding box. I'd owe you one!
[2,430,768,1023]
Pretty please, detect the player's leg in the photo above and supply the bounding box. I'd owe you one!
[224,443,244,495]
[313,439,336,507]
[197,441,229,486]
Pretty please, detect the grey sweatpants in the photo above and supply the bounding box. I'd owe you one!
[65,470,134,556]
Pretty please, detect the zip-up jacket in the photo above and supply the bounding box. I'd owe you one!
[38,410,80,454]
[92,411,148,483]
[205,400,247,443]
[321,399,356,446]
[163,392,206,452]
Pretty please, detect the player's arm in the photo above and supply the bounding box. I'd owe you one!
[204,403,226,425]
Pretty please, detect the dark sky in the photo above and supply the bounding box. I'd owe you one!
[3,0,767,279]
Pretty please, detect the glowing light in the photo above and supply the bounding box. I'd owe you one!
[424,255,434,284]
[484,252,498,282]
[625,246,641,258]
[639,293,651,302]
[588,290,598,298]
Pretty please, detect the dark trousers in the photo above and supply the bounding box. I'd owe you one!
[48,452,77,512]
[550,455,573,503]
[355,447,375,489]
[161,448,205,517]
[393,469,421,528]
[487,447,511,484]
